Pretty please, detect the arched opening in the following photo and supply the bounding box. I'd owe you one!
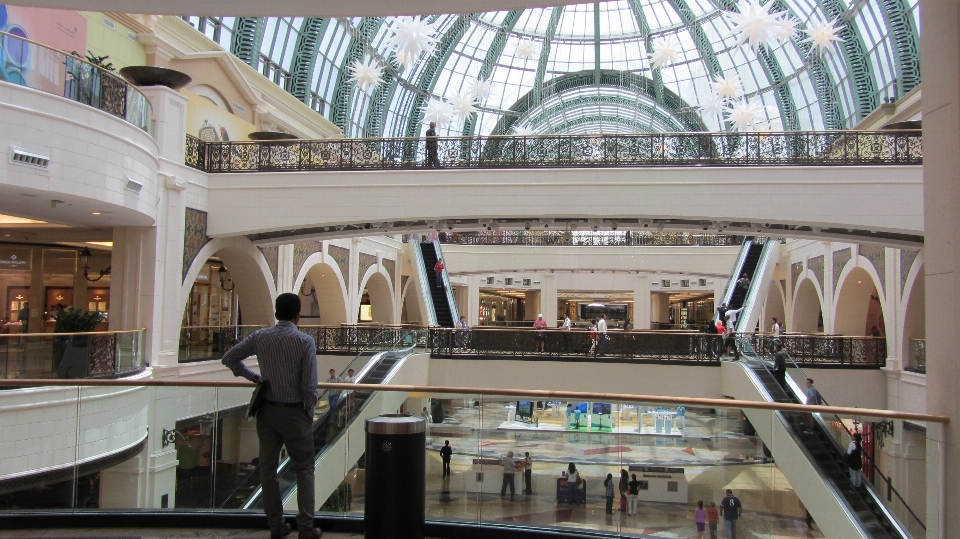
[835,267,883,336]
[792,279,822,333]
[901,271,925,371]
[359,271,394,324]
[299,262,348,325]
[762,282,786,333]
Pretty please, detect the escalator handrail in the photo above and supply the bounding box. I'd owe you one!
[411,242,439,326]
[743,348,921,536]
[432,240,460,324]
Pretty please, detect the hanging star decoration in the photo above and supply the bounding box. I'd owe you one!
[803,17,845,56]
[773,14,799,44]
[347,58,384,94]
[514,38,539,60]
[710,74,743,100]
[513,126,535,136]
[724,0,780,51]
[650,35,681,69]
[421,98,454,127]
[724,98,766,131]
[468,78,494,102]
[447,91,478,120]
[386,16,439,69]
[699,93,726,116]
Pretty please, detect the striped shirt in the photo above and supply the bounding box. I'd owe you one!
[222,321,318,413]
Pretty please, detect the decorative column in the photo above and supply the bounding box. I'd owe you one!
[540,274,558,326]
[466,276,480,327]
[920,1,958,536]
[633,273,651,330]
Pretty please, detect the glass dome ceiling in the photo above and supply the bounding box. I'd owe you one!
[184,0,919,137]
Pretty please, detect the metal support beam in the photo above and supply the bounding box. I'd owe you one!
[461,10,523,137]
[288,18,328,104]
[531,7,564,106]
[329,17,384,134]
[820,0,878,123]
[230,17,265,69]
[878,0,920,98]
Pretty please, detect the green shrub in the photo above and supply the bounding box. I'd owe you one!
[53,308,105,333]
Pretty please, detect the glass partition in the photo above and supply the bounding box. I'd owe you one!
[0,379,935,539]
[0,329,145,380]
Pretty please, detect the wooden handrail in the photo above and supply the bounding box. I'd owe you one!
[0,378,946,424]
[0,328,146,338]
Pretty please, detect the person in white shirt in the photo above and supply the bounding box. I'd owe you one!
[501,451,517,498]
[596,314,608,356]
[770,317,783,352]
[560,315,572,353]
[343,368,356,414]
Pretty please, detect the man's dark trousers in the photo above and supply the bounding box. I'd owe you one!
[258,403,316,533]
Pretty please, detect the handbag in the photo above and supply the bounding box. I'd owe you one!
[620,494,627,511]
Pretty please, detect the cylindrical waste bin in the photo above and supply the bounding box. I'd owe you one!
[365,414,426,539]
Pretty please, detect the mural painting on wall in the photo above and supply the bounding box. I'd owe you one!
[0,5,88,90]
[259,246,279,287]
[184,88,255,143]
[182,208,211,281]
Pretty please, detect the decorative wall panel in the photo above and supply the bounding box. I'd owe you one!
[293,241,323,279]
[808,255,824,293]
[900,249,920,295]
[183,208,211,281]
[382,258,397,286]
[328,245,350,284]
[791,261,804,292]
[358,253,378,282]
[258,246,279,286]
[859,245,886,291]
[833,248,852,290]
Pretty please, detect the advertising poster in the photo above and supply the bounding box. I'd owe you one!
[0,5,87,93]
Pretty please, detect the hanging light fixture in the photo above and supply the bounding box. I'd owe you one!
[217,264,236,291]
[79,247,110,282]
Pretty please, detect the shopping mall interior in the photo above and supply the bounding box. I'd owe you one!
[0,0,956,537]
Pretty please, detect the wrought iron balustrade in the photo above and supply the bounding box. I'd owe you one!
[422,230,746,247]
[184,130,922,172]
[736,333,887,368]
[429,327,720,363]
[907,338,925,373]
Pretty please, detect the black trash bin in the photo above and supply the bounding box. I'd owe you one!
[430,398,444,423]
[365,414,426,539]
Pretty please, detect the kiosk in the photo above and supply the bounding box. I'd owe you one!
[555,475,587,504]
[627,465,688,503]
[591,403,614,429]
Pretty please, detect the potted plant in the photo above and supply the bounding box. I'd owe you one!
[53,308,105,378]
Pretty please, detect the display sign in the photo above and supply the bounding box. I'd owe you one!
[0,247,31,270]
[516,401,533,419]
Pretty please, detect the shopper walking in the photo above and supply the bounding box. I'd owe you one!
[523,452,533,494]
[772,344,788,392]
[425,121,439,167]
[222,293,322,539]
[326,369,342,411]
[627,473,640,515]
[604,474,615,514]
[566,463,580,505]
[597,314,608,356]
[433,258,445,288]
[440,440,452,478]
[618,469,629,512]
[561,314,572,352]
[588,320,599,356]
[501,451,517,498]
[720,489,742,539]
[694,500,707,539]
[847,433,864,488]
[707,502,720,539]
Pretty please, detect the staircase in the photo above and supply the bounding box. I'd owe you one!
[736,359,909,538]
[418,242,455,327]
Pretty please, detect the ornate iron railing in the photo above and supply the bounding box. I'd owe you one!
[1,31,152,134]
[429,327,721,364]
[184,130,922,172]
[907,338,925,373]
[736,333,886,368]
[185,134,205,170]
[422,230,746,247]
[1,329,145,380]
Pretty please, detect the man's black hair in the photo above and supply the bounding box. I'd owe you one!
[275,293,301,321]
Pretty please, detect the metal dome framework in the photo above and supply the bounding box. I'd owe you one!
[183,0,919,137]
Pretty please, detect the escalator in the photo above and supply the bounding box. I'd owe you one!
[219,329,422,510]
[716,238,764,319]
[731,354,914,538]
[417,241,457,327]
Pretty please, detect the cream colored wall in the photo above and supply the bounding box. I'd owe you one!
[82,12,146,70]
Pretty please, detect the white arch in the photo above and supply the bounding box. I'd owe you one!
[180,236,278,327]
[295,252,350,325]
[762,279,786,332]
[792,277,824,333]
[832,256,888,337]
[357,265,396,324]
[898,254,925,365]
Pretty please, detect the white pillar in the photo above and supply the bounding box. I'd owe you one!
[276,244,295,293]
[347,239,360,323]
[920,2,959,536]
[633,274,651,329]
[541,274,558,326]
[466,276,480,327]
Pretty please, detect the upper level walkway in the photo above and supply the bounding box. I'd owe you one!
[193,130,924,246]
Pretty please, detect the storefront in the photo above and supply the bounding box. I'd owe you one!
[479,291,524,325]
[0,243,111,334]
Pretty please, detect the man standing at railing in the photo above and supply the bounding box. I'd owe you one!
[426,121,440,168]
[534,314,548,352]
[222,292,322,539]
[597,314,608,356]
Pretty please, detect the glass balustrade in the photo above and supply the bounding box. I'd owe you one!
[0,329,145,380]
[0,376,936,539]
[0,31,153,134]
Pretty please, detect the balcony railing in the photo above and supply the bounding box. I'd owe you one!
[1,31,152,134]
[185,130,921,172]
[736,333,887,368]
[418,230,746,247]
[430,327,720,364]
[907,338,925,373]
[178,325,426,363]
[0,329,145,380]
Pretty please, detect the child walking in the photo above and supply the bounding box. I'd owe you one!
[707,501,720,539]
[694,500,707,539]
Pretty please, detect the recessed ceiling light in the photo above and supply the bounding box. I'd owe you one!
[92,212,101,215]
